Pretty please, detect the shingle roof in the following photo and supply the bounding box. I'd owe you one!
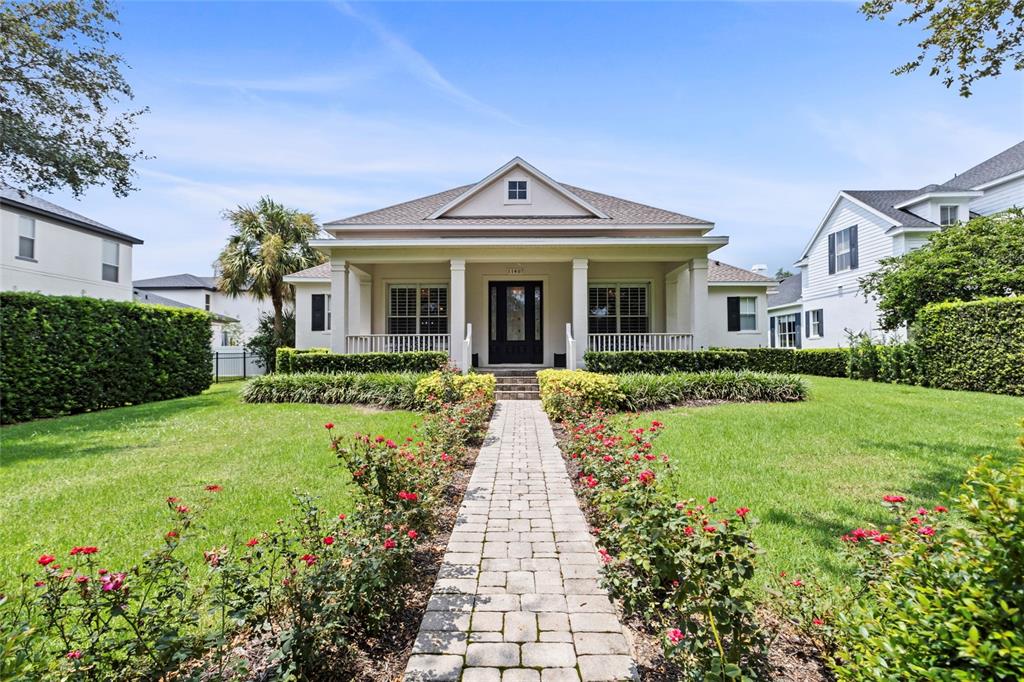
[325,183,710,226]
[285,263,330,280]
[707,261,775,283]
[1,184,143,244]
[768,274,802,308]
[133,273,217,289]
[939,140,1024,190]
[132,289,238,323]
[843,190,939,228]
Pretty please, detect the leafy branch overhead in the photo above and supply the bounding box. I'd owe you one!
[0,0,148,196]
[860,0,1024,97]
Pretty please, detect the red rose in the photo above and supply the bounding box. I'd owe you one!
[384,538,397,550]
[812,618,824,626]
[883,495,906,503]
[791,579,803,587]
[735,507,750,519]
[666,628,684,644]
[324,422,334,430]
[918,526,936,536]
[37,554,56,566]
[205,485,222,493]
[300,554,317,566]
[707,496,718,504]
[66,650,83,660]
[407,530,418,540]
[246,538,259,547]
[323,536,335,545]
[934,505,948,513]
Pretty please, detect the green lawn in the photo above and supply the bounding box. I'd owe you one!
[0,382,416,586]
[639,376,1023,585]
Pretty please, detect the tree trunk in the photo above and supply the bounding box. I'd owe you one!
[272,292,284,340]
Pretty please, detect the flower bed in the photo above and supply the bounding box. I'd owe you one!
[0,365,494,681]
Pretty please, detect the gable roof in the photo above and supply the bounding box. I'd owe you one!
[284,262,330,281]
[325,161,710,227]
[842,190,939,228]
[707,260,775,283]
[767,274,802,308]
[1,184,143,244]
[133,288,238,323]
[938,140,1024,190]
[134,273,217,290]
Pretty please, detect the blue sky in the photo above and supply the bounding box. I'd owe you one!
[47,1,1023,278]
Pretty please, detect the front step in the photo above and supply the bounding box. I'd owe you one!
[487,371,540,400]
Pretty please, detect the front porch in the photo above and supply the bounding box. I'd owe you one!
[298,254,712,371]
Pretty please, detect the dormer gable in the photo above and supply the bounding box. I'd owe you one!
[428,157,609,220]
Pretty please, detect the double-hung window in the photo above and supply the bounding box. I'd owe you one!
[387,285,448,335]
[18,216,35,260]
[204,294,211,311]
[311,293,332,331]
[727,296,757,332]
[808,309,823,338]
[776,314,800,348]
[101,240,119,282]
[939,205,959,226]
[588,284,649,334]
[834,228,853,271]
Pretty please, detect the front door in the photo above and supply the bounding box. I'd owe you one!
[489,281,543,364]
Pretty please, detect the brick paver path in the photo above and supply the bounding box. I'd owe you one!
[405,401,637,682]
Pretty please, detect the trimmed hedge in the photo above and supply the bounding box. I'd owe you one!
[915,296,1024,395]
[1,292,212,424]
[584,350,747,374]
[242,372,425,409]
[275,347,447,374]
[414,371,496,404]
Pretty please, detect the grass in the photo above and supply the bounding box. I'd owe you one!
[634,376,1023,585]
[0,383,416,587]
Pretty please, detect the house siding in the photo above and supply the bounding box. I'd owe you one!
[971,175,1024,215]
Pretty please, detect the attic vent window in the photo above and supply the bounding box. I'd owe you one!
[507,180,528,201]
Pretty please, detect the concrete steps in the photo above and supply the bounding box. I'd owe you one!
[482,369,541,400]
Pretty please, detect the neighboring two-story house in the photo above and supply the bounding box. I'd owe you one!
[1,185,142,301]
[768,141,1024,348]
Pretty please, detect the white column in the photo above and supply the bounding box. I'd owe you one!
[571,258,588,368]
[330,261,349,354]
[665,265,691,334]
[689,257,708,349]
[449,259,466,371]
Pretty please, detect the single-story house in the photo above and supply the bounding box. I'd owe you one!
[285,157,776,370]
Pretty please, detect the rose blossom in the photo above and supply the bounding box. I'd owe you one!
[666,628,684,644]
[883,495,906,503]
[205,485,222,493]
[707,496,718,504]
[735,507,750,519]
[383,538,397,550]
[324,422,334,430]
[408,530,418,540]
[323,536,335,545]
[38,554,56,566]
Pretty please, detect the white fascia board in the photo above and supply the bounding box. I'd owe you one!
[893,190,983,209]
[707,281,775,288]
[767,301,803,313]
[284,276,329,284]
[885,224,941,236]
[972,169,1024,191]
[324,222,715,231]
[798,192,892,261]
[309,236,729,248]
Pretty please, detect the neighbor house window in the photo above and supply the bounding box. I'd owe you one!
[507,180,528,201]
[588,284,649,334]
[204,293,211,311]
[220,330,229,346]
[939,205,959,225]
[101,240,119,282]
[311,293,332,332]
[808,309,823,338]
[726,296,757,332]
[828,225,858,274]
[18,216,35,260]
[387,285,448,335]
[775,313,800,348]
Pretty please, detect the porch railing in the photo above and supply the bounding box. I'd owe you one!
[346,334,450,354]
[587,333,694,353]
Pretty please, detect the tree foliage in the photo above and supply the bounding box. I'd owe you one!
[860,210,1024,330]
[215,197,324,339]
[0,0,147,196]
[774,267,795,279]
[247,309,295,371]
[860,0,1024,97]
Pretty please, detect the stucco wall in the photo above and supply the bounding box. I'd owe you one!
[706,286,770,348]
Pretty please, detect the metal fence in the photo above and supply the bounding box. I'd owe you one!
[211,347,266,381]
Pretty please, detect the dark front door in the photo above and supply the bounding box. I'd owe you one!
[489,281,543,364]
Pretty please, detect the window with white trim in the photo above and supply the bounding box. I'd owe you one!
[835,227,854,271]
[809,309,823,337]
[939,205,959,225]
[101,240,119,282]
[776,314,799,348]
[311,293,332,331]
[739,296,757,331]
[204,294,211,311]
[588,283,649,334]
[507,180,528,201]
[387,285,448,335]
[18,216,35,260]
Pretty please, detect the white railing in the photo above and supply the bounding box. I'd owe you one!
[462,323,473,375]
[346,334,450,354]
[587,333,694,353]
[565,323,577,371]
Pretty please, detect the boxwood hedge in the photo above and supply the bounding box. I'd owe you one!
[241,371,425,409]
[585,348,848,377]
[1,292,212,424]
[275,347,447,374]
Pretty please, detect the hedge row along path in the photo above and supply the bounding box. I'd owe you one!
[405,400,638,681]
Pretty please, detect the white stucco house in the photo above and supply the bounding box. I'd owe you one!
[768,140,1024,348]
[284,157,776,370]
[132,273,276,345]
[1,185,142,301]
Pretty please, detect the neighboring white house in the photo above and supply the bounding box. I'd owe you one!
[284,157,776,369]
[769,140,1024,348]
[132,273,276,344]
[1,184,142,301]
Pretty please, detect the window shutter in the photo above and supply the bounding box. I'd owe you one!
[770,316,776,348]
[794,313,802,349]
[818,310,824,338]
[849,225,859,269]
[828,233,836,275]
[311,294,325,332]
[805,311,810,337]
[727,296,740,332]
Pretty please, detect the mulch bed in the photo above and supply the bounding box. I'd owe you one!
[551,422,833,682]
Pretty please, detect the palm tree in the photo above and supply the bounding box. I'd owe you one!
[215,196,324,339]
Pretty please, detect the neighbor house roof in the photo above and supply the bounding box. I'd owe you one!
[325,183,710,227]
[133,288,238,323]
[767,274,802,308]
[133,273,217,290]
[707,261,775,283]
[938,140,1024,190]
[842,190,940,228]
[1,184,143,244]
[284,262,330,281]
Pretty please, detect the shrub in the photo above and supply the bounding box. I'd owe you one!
[248,309,296,370]
[241,372,424,409]
[414,371,496,405]
[615,371,807,411]
[275,348,447,375]
[584,350,747,374]
[0,292,212,424]
[274,346,329,373]
[793,349,849,377]
[536,369,624,420]
[728,347,797,373]
[914,296,1024,395]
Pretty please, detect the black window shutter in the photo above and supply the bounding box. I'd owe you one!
[828,233,836,274]
[849,225,859,269]
[805,311,810,337]
[770,316,776,347]
[311,294,325,332]
[818,310,824,337]
[727,297,740,332]
[794,314,802,349]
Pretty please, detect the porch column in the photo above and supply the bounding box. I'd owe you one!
[330,261,349,354]
[689,257,708,349]
[666,265,691,334]
[572,258,588,368]
[449,259,466,371]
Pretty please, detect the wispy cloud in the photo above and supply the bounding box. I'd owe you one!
[188,71,375,94]
[331,1,519,125]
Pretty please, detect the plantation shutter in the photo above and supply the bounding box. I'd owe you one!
[311,294,326,332]
[794,313,802,348]
[727,296,740,332]
[805,311,810,337]
[849,225,859,269]
[828,233,837,274]
[770,316,776,347]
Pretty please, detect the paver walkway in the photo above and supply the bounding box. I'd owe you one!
[405,400,638,682]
